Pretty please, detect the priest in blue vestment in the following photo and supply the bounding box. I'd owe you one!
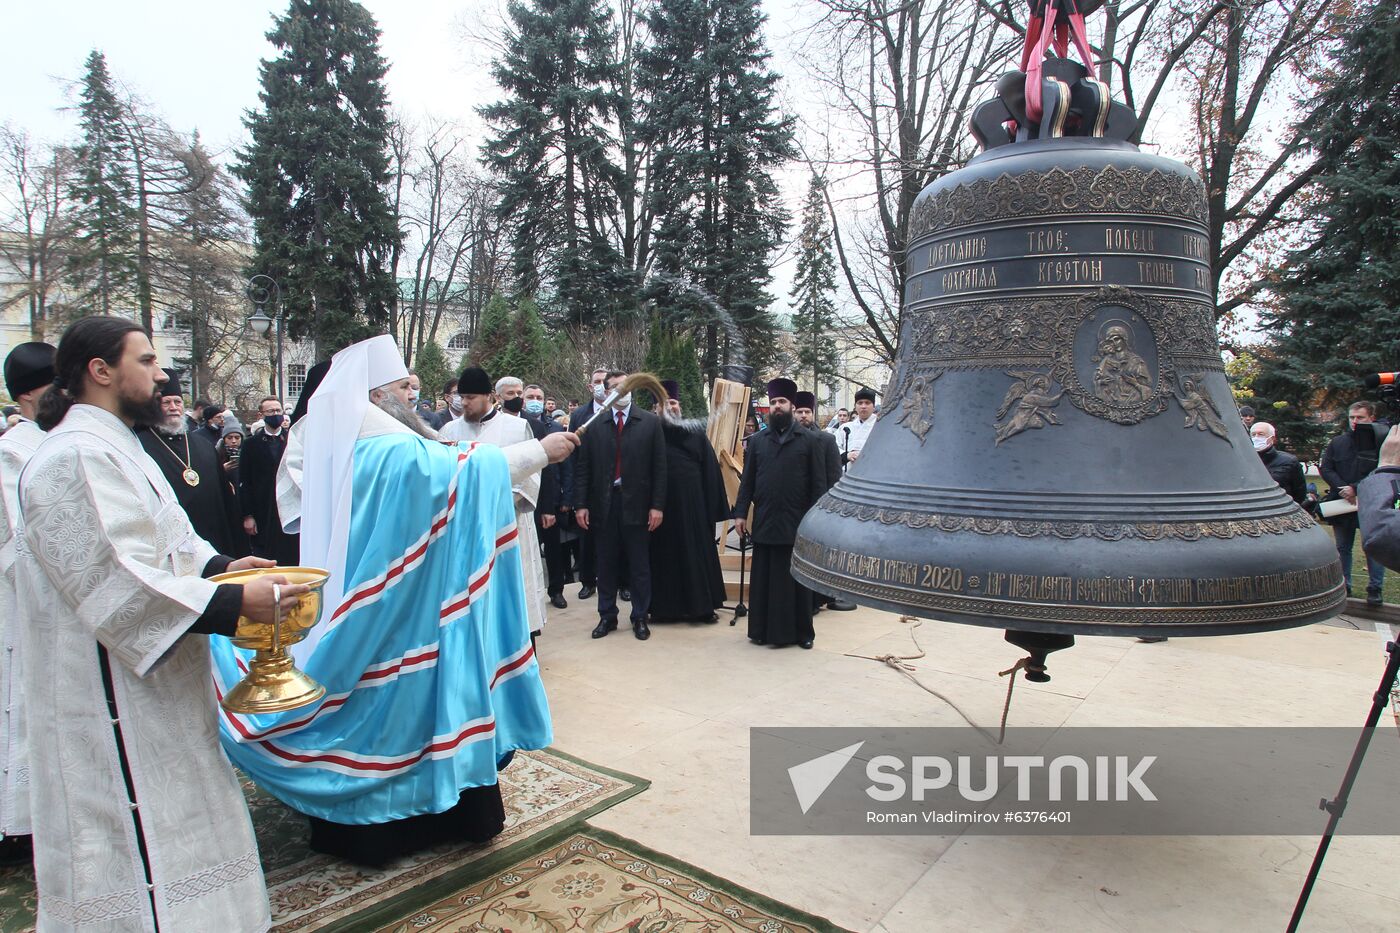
[210,336,578,865]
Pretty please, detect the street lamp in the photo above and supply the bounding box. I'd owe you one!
[246,275,283,399]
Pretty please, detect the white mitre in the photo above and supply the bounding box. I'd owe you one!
[293,334,408,658]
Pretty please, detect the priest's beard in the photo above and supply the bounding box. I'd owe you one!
[374,392,437,439]
[768,409,793,432]
[120,389,164,428]
[156,412,185,436]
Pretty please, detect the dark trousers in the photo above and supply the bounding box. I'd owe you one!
[596,489,651,624]
[1333,519,1387,596]
[577,527,596,587]
[537,515,566,596]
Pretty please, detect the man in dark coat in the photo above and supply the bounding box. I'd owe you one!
[574,371,667,641]
[732,378,829,648]
[1250,421,1307,505]
[524,383,571,609]
[240,395,298,564]
[136,369,249,558]
[649,380,729,623]
[568,368,612,598]
[1320,400,1390,605]
[794,391,856,614]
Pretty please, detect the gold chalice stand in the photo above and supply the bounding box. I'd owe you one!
[211,566,330,714]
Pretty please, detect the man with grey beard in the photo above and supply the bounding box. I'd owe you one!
[373,383,440,438]
[137,368,249,557]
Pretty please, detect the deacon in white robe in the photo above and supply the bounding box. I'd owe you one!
[17,318,304,932]
[0,340,56,852]
[440,369,548,634]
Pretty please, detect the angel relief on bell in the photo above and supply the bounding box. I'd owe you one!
[994,371,1064,445]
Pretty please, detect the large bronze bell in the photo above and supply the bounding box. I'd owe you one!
[791,4,1344,675]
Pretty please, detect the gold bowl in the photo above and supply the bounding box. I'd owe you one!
[210,566,331,714]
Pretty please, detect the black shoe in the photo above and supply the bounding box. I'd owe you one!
[800,639,814,649]
[1137,636,1168,643]
[827,598,858,611]
[591,618,617,639]
[704,613,719,623]
[620,588,631,602]
[749,637,765,645]
[633,620,651,640]
[550,593,568,609]
[579,585,596,599]
[1367,594,1384,608]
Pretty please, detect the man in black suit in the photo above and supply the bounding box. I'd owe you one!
[568,368,612,598]
[574,371,667,641]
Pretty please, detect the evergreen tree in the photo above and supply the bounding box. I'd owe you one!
[469,292,515,374]
[1257,1,1400,419]
[505,296,553,382]
[235,0,402,354]
[644,317,706,416]
[480,0,630,327]
[66,50,138,316]
[638,0,794,382]
[790,173,840,402]
[413,340,452,405]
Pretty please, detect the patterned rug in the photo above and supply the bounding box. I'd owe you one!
[0,748,647,932]
[371,828,849,933]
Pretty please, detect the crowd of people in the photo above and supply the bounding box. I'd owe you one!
[0,318,886,930]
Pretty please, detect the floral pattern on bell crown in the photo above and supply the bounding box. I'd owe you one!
[381,831,839,933]
[907,164,1208,241]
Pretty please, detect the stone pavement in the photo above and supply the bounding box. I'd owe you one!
[534,598,1399,932]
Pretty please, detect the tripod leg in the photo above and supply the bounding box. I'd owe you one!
[1287,641,1400,932]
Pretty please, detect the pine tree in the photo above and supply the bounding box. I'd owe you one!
[1257,1,1400,421]
[506,296,553,383]
[66,50,138,316]
[469,292,515,375]
[235,0,402,354]
[480,0,630,327]
[644,317,706,416]
[638,0,795,382]
[790,173,840,402]
[413,340,453,405]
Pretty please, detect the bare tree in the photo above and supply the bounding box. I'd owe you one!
[393,120,509,365]
[799,0,1017,365]
[0,128,75,338]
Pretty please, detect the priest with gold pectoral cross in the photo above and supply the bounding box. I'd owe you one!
[136,368,249,558]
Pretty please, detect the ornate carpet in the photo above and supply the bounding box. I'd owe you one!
[0,748,647,932]
[370,828,849,933]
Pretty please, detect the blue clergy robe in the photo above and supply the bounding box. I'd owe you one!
[210,427,551,824]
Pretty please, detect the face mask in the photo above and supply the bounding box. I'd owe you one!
[1251,435,1271,451]
[592,383,608,402]
[612,392,631,409]
[448,394,463,415]
[409,390,420,404]
[524,399,545,415]
[264,414,284,430]
[502,396,525,414]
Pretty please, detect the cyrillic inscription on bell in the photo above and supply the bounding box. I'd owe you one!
[791,13,1344,666]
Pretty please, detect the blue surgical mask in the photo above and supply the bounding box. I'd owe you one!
[524,399,545,415]
[409,390,420,404]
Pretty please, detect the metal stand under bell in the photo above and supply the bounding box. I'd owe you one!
[1287,640,1400,932]
[724,530,750,624]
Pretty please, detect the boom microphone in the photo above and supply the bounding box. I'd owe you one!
[1363,373,1399,389]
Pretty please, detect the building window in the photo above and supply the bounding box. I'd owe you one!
[288,363,307,398]
[447,332,470,351]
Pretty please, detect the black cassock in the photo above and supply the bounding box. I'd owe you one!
[649,421,730,621]
[137,427,250,558]
[731,424,829,645]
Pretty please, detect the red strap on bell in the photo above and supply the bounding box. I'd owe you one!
[1024,0,1097,123]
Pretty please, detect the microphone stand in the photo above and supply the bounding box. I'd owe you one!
[842,425,851,472]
